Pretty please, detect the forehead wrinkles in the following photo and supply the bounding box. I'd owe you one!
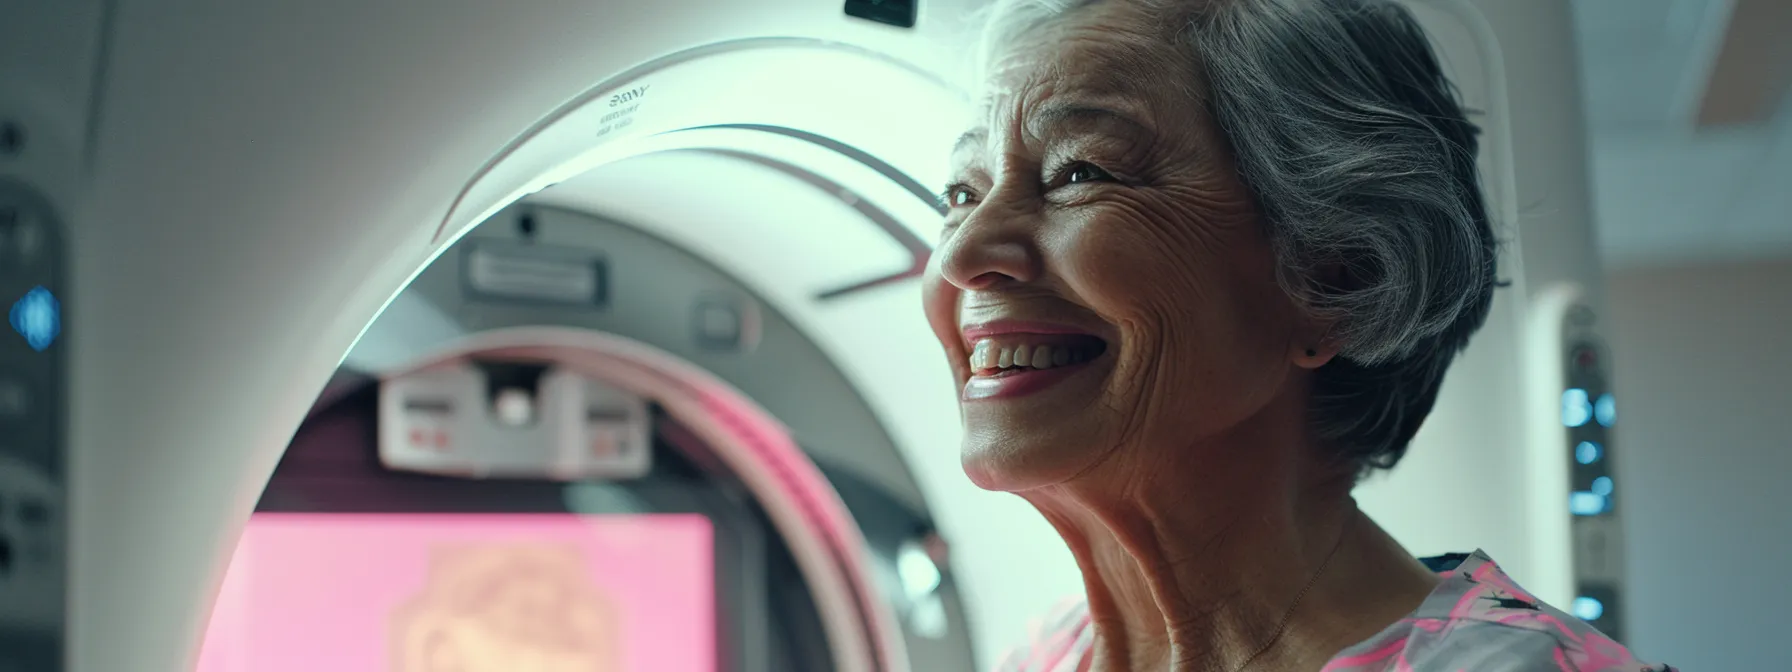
[958,4,1208,164]
[984,21,1193,121]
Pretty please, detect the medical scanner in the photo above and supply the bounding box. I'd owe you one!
[0,0,1627,670]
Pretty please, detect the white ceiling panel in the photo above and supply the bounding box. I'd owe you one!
[1573,0,1792,268]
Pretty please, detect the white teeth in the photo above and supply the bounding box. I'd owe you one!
[967,340,1099,372]
[970,341,993,370]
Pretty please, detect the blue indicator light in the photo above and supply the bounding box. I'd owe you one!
[1594,393,1616,427]
[1562,388,1592,427]
[1592,476,1614,496]
[9,286,61,352]
[1570,491,1608,516]
[1571,596,1605,621]
[1575,441,1602,465]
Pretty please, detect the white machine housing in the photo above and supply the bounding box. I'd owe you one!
[0,0,1610,670]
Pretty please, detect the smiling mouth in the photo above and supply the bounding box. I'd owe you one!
[967,334,1109,377]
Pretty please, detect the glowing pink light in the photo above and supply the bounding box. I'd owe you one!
[196,513,714,672]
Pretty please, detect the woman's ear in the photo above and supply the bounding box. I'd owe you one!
[1292,264,1348,370]
[1291,318,1342,370]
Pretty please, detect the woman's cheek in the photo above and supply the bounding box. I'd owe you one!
[1052,201,1210,318]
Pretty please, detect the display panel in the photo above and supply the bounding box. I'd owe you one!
[197,513,714,672]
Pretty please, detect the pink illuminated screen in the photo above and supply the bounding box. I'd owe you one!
[197,513,715,672]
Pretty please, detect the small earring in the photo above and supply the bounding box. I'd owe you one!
[1305,348,1318,357]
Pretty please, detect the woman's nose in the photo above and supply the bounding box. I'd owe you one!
[935,199,1042,290]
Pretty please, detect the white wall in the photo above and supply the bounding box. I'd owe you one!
[1607,256,1792,670]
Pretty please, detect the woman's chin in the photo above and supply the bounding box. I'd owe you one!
[958,432,1098,492]
[960,456,1009,491]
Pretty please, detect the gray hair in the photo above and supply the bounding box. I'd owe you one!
[974,0,1499,476]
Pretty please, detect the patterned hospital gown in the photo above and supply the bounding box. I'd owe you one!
[996,550,1676,671]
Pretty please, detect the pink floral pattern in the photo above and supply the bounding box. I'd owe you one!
[996,550,1675,672]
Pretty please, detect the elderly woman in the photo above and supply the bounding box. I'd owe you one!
[922,1,1675,670]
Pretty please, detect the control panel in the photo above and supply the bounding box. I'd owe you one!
[0,178,68,671]
[379,359,653,481]
[1559,303,1626,641]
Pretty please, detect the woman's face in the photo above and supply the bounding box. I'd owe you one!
[924,3,1320,491]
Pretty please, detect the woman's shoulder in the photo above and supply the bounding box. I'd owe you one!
[1326,550,1677,672]
[993,595,1095,672]
[992,552,1678,672]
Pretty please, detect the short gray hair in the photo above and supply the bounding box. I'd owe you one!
[974,0,1499,477]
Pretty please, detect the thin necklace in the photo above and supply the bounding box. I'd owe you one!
[1230,509,1358,672]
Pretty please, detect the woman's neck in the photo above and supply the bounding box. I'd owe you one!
[1021,431,1438,672]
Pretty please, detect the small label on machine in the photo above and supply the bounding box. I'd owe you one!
[464,242,607,307]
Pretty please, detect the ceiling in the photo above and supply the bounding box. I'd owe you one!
[1572,0,1792,269]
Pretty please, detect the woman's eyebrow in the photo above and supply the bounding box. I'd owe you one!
[1029,102,1155,140]
[949,103,1153,169]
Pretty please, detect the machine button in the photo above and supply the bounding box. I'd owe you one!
[0,205,49,274]
[1573,346,1598,370]
[405,426,451,452]
[12,218,41,262]
[493,388,535,426]
[578,400,648,478]
[0,207,28,263]
[693,298,742,350]
[589,427,619,458]
[9,286,62,352]
[0,372,28,421]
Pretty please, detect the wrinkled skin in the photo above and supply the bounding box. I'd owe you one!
[921,3,1439,671]
[923,2,1334,493]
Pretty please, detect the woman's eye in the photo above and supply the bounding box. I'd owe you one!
[1065,162,1111,184]
[940,185,978,208]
